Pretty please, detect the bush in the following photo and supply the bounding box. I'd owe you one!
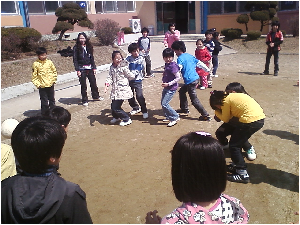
[94,19,120,46]
[221,28,243,39]
[121,27,132,34]
[247,30,261,40]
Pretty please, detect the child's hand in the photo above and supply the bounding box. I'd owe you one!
[161,83,168,87]
[145,210,161,224]
[77,71,81,77]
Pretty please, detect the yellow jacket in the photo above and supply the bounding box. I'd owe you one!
[32,59,57,88]
[1,143,17,181]
[215,93,265,123]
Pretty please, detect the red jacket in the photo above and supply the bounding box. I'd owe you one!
[266,30,283,52]
[195,48,211,76]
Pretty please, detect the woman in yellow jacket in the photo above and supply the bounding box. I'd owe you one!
[210,90,265,184]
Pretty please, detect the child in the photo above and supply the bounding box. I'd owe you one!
[211,32,223,78]
[1,117,92,223]
[171,41,211,121]
[126,43,149,119]
[44,106,71,132]
[105,51,135,126]
[32,47,57,116]
[262,21,283,76]
[161,48,181,127]
[195,39,211,90]
[145,132,249,224]
[210,90,265,183]
[138,27,153,78]
[203,30,215,88]
[164,23,180,48]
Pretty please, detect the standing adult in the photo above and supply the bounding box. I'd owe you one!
[261,21,283,76]
[73,32,103,106]
[164,23,180,48]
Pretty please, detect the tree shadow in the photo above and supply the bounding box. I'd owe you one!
[263,129,299,145]
[23,110,41,117]
[58,97,82,106]
[237,71,264,76]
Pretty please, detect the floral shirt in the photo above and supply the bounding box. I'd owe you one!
[161,194,249,224]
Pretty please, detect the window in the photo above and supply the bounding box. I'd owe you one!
[104,1,115,12]
[27,1,44,14]
[96,1,135,13]
[1,1,18,14]
[126,1,134,11]
[45,1,58,13]
[95,1,103,13]
[209,2,222,14]
[224,1,236,13]
[280,1,298,11]
[238,1,248,12]
[117,1,126,12]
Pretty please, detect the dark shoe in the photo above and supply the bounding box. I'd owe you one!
[274,71,278,76]
[227,173,250,184]
[176,109,190,114]
[208,84,212,88]
[199,115,212,121]
[227,163,236,173]
[261,71,269,75]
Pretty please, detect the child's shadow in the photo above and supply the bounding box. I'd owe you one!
[23,110,41,117]
[58,97,82,106]
[263,129,299,145]
[237,71,262,76]
[87,109,111,126]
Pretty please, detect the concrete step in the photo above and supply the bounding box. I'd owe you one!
[149,34,205,42]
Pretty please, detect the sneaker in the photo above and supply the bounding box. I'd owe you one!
[119,119,132,126]
[274,71,278,76]
[162,119,169,122]
[143,112,149,119]
[176,109,190,114]
[129,108,141,115]
[110,118,121,123]
[261,71,269,75]
[208,84,212,88]
[83,102,88,106]
[199,115,212,121]
[227,172,250,184]
[200,86,206,90]
[214,74,219,78]
[227,163,236,173]
[246,146,256,161]
[167,118,180,127]
[98,96,104,101]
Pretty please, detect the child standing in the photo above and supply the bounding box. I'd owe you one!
[126,43,149,119]
[145,132,249,224]
[164,23,180,48]
[105,51,135,126]
[195,39,211,90]
[171,41,211,121]
[211,32,223,77]
[161,48,181,127]
[203,30,215,88]
[32,47,57,116]
[138,27,153,78]
[210,90,265,183]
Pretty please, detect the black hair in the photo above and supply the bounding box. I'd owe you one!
[141,27,149,34]
[205,30,214,36]
[44,106,71,128]
[168,23,176,31]
[112,50,123,60]
[196,39,204,45]
[213,32,220,38]
[162,48,174,58]
[75,32,93,54]
[171,41,186,53]
[128,43,139,53]
[171,132,227,203]
[36,47,47,55]
[225,82,249,95]
[11,117,67,174]
[271,21,280,31]
[209,90,229,110]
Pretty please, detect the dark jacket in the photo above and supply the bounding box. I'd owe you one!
[266,30,283,52]
[1,173,92,224]
[211,38,222,55]
[73,45,96,71]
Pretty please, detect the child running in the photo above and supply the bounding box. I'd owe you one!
[210,89,265,183]
[161,48,181,127]
[145,132,249,224]
[105,51,135,126]
[171,41,211,121]
[195,39,211,90]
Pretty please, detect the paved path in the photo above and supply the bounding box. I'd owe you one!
[1,39,236,122]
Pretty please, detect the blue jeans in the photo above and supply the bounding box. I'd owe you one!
[111,100,130,122]
[128,81,147,113]
[212,55,218,75]
[161,88,179,121]
[178,79,209,116]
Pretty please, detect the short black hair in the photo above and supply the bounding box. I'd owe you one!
[44,106,71,128]
[128,43,139,53]
[209,90,229,110]
[141,27,149,34]
[213,32,219,38]
[11,117,67,174]
[112,50,123,60]
[205,30,214,36]
[171,41,186,53]
[162,48,174,58]
[168,23,176,31]
[225,82,249,95]
[271,21,280,30]
[171,132,227,203]
[196,39,204,45]
[36,47,47,55]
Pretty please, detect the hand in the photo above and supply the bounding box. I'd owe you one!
[93,70,97,75]
[269,43,275,47]
[170,29,175,34]
[161,83,168,87]
[77,71,81,77]
[145,210,161,224]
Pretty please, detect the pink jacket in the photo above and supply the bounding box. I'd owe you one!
[164,30,180,48]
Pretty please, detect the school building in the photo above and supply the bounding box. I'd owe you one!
[1,1,299,36]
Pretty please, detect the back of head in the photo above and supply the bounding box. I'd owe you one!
[225,82,249,95]
[209,90,228,110]
[171,132,227,203]
[162,48,174,58]
[213,32,219,38]
[36,47,47,55]
[128,42,138,53]
[11,117,67,174]
[1,118,19,138]
[44,106,71,128]
[171,41,186,53]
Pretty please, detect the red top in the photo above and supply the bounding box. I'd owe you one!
[195,48,211,76]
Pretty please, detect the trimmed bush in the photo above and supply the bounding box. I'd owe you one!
[221,28,243,39]
[247,30,261,40]
[94,19,120,46]
[121,27,132,34]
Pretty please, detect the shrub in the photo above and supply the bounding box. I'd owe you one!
[121,27,132,34]
[1,32,22,60]
[94,19,120,46]
[236,14,249,31]
[221,28,230,37]
[247,30,261,40]
[221,28,243,39]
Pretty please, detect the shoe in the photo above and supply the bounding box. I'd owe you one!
[199,115,212,121]
[246,146,256,161]
[227,172,250,184]
[176,109,190,114]
[98,96,104,101]
[83,102,88,106]
[167,118,180,127]
[200,86,206,90]
[261,71,269,75]
[129,108,141,115]
[227,163,236,173]
[274,71,278,76]
[208,84,212,88]
[110,118,121,123]
[143,112,149,119]
[162,119,169,122]
[222,143,229,150]
[214,74,219,78]
[119,119,132,126]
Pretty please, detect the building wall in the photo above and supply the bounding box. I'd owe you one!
[1,15,23,27]
[135,1,156,35]
[277,10,299,34]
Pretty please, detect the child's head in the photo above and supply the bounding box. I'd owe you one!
[36,47,47,61]
[213,31,220,39]
[168,23,176,31]
[141,27,149,37]
[112,50,123,66]
[44,106,71,131]
[196,39,205,49]
[162,48,174,63]
[225,82,249,95]
[171,41,186,56]
[205,30,214,40]
[209,90,229,110]
[271,21,280,32]
[171,132,227,203]
[11,117,67,174]
[76,32,89,45]
[128,43,139,57]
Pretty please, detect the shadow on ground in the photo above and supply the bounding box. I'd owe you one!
[58,97,82,105]
[263,129,299,145]
[23,110,41,117]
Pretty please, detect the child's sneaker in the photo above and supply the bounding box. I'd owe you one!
[129,108,141,115]
[143,112,149,119]
[176,109,190,114]
[83,102,88,106]
[214,74,219,78]
[200,86,206,90]
[199,115,212,121]
[261,71,269,75]
[167,118,180,127]
[119,119,132,126]
[227,169,250,184]
[208,84,212,88]
[110,118,121,123]
[162,119,169,122]
[246,146,256,161]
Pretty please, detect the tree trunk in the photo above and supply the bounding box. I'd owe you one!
[246,23,248,32]
[260,21,264,32]
[57,29,68,41]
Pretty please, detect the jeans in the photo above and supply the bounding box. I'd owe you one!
[178,79,209,116]
[111,100,130,122]
[264,50,279,72]
[228,119,264,169]
[39,85,55,115]
[161,88,179,121]
[144,55,152,75]
[212,55,219,75]
[128,81,147,113]
[79,69,100,103]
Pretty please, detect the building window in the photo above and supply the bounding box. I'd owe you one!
[45,1,59,13]
[117,1,126,12]
[126,1,134,12]
[95,1,103,13]
[104,1,115,12]
[238,1,248,13]
[96,1,135,13]
[27,1,45,14]
[1,1,18,14]
[280,1,298,11]
[209,2,222,14]
[224,1,236,13]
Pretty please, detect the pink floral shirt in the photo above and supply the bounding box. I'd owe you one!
[164,30,180,48]
[161,194,249,224]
